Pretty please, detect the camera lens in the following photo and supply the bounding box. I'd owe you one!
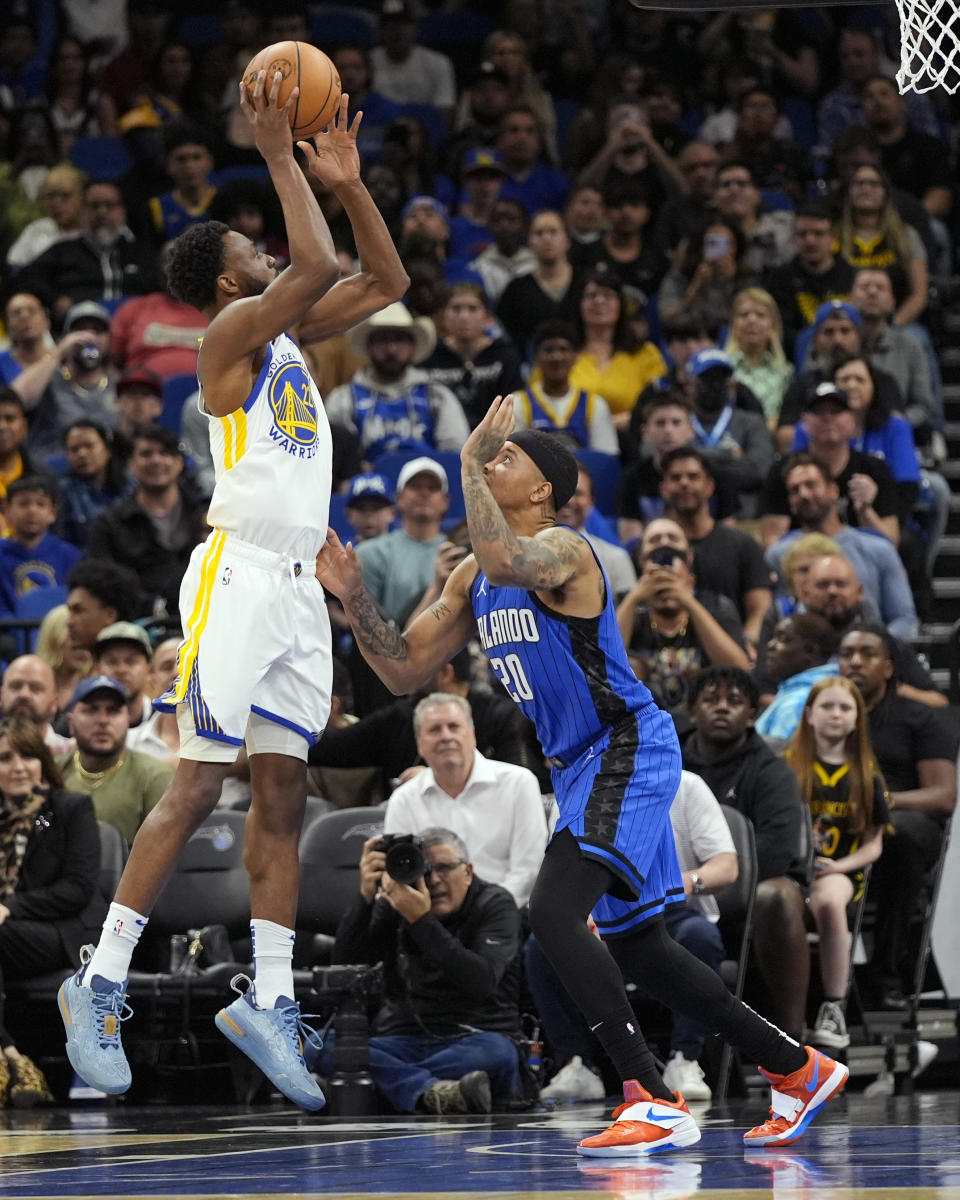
[384,841,427,885]
[78,344,101,369]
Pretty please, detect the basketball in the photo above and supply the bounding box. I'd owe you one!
[241,41,342,140]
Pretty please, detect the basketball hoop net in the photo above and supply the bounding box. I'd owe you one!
[894,0,960,93]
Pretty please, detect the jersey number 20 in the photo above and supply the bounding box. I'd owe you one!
[490,654,534,703]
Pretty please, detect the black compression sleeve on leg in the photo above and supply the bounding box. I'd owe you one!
[608,916,808,1077]
[528,828,668,1095]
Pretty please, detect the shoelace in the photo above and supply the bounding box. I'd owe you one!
[275,1002,323,1060]
[91,989,133,1050]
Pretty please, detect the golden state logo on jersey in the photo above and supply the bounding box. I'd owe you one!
[268,360,319,458]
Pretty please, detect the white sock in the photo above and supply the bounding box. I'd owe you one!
[250,919,295,1008]
[85,904,148,986]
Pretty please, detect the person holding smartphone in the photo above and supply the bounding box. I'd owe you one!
[659,219,755,329]
[616,518,750,728]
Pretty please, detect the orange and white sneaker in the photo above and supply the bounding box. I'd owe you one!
[743,1045,848,1147]
[577,1080,701,1157]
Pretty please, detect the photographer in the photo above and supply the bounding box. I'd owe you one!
[21,303,119,463]
[333,827,523,1115]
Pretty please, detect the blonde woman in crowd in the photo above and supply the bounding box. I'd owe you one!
[34,605,91,719]
[725,287,794,428]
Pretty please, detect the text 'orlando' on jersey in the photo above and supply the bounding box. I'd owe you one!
[471,543,659,762]
[203,333,332,560]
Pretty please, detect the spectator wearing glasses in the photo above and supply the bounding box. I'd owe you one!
[333,824,523,1114]
[711,160,794,276]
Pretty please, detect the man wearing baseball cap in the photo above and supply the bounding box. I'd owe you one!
[449,149,507,261]
[684,348,775,516]
[773,298,902,455]
[760,381,900,549]
[23,302,119,461]
[59,674,173,844]
[344,472,396,543]
[92,622,155,730]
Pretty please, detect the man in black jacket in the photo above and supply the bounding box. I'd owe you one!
[86,424,208,621]
[18,180,156,327]
[333,826,522,1114]
[682,666,811,1043]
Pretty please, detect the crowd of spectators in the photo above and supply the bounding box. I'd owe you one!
[0,0,957,1111]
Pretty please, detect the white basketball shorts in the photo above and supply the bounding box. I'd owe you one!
[156,530,332,763]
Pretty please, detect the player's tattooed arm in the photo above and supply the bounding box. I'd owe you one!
[463,464,584,590]
[346,589,407,661]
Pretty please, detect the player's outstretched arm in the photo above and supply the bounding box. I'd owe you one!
[295,99,409,344]
[316,531,476,694]
[461,395,586,590]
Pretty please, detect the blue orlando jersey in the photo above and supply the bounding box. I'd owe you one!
[471,537,658,761]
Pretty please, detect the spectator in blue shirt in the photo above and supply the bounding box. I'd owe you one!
[0,476,81,615]
[496,105,570,217]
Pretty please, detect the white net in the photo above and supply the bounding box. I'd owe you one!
[895,0,960,93]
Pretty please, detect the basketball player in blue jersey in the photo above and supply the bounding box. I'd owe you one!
[60,75,409,1109]
[317,395,848,1154]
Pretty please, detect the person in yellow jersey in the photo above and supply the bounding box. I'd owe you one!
[59,74,409,1109]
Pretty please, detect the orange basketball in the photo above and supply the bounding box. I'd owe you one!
[241,41,342,140]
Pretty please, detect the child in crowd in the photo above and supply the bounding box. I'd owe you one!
[785,676,890,1052]
[0,476,81,616]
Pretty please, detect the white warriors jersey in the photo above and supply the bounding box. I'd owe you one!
[203,332,332,560]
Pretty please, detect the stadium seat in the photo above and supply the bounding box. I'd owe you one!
[311,7,375,47]
[15,586,69,651]
[574,449,621,517]
[177,14,223,47]
[145,810,251,954]
[163,372,199,433]
[395,103,449,150]
[375,448,465,527]
[417,11,495,49]
[328,492,354,546]
[68,137,133,182]
[296,807,385,942]
[210,165,271,188]
[714,804,759,1100]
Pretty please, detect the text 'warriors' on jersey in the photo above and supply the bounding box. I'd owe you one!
[471,551,659,762]
[204,333,332,560]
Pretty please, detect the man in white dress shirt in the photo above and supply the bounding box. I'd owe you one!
[383,692,546,908]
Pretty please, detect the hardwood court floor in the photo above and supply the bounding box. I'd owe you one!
[0,1091,957,1199]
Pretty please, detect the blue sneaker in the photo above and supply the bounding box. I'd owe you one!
[58,946,132,1096]
[215,975,325,1111]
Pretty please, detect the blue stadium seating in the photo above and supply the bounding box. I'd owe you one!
[574,449,621,517]
[162,373,199,434]
[68,137,133,182]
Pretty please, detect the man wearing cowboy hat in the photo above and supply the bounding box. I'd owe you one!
[326,302,470,467]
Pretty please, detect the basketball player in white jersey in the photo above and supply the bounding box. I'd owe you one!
[60,75,408,1108]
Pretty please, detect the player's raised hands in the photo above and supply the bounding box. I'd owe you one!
[461,394,516,470]
[297,94,362,188]
[240,69,297,159]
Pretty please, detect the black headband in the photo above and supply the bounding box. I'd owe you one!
[509,430,579,510]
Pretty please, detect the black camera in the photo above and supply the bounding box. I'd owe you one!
[646,545,681,568]
[375,833,427,885]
